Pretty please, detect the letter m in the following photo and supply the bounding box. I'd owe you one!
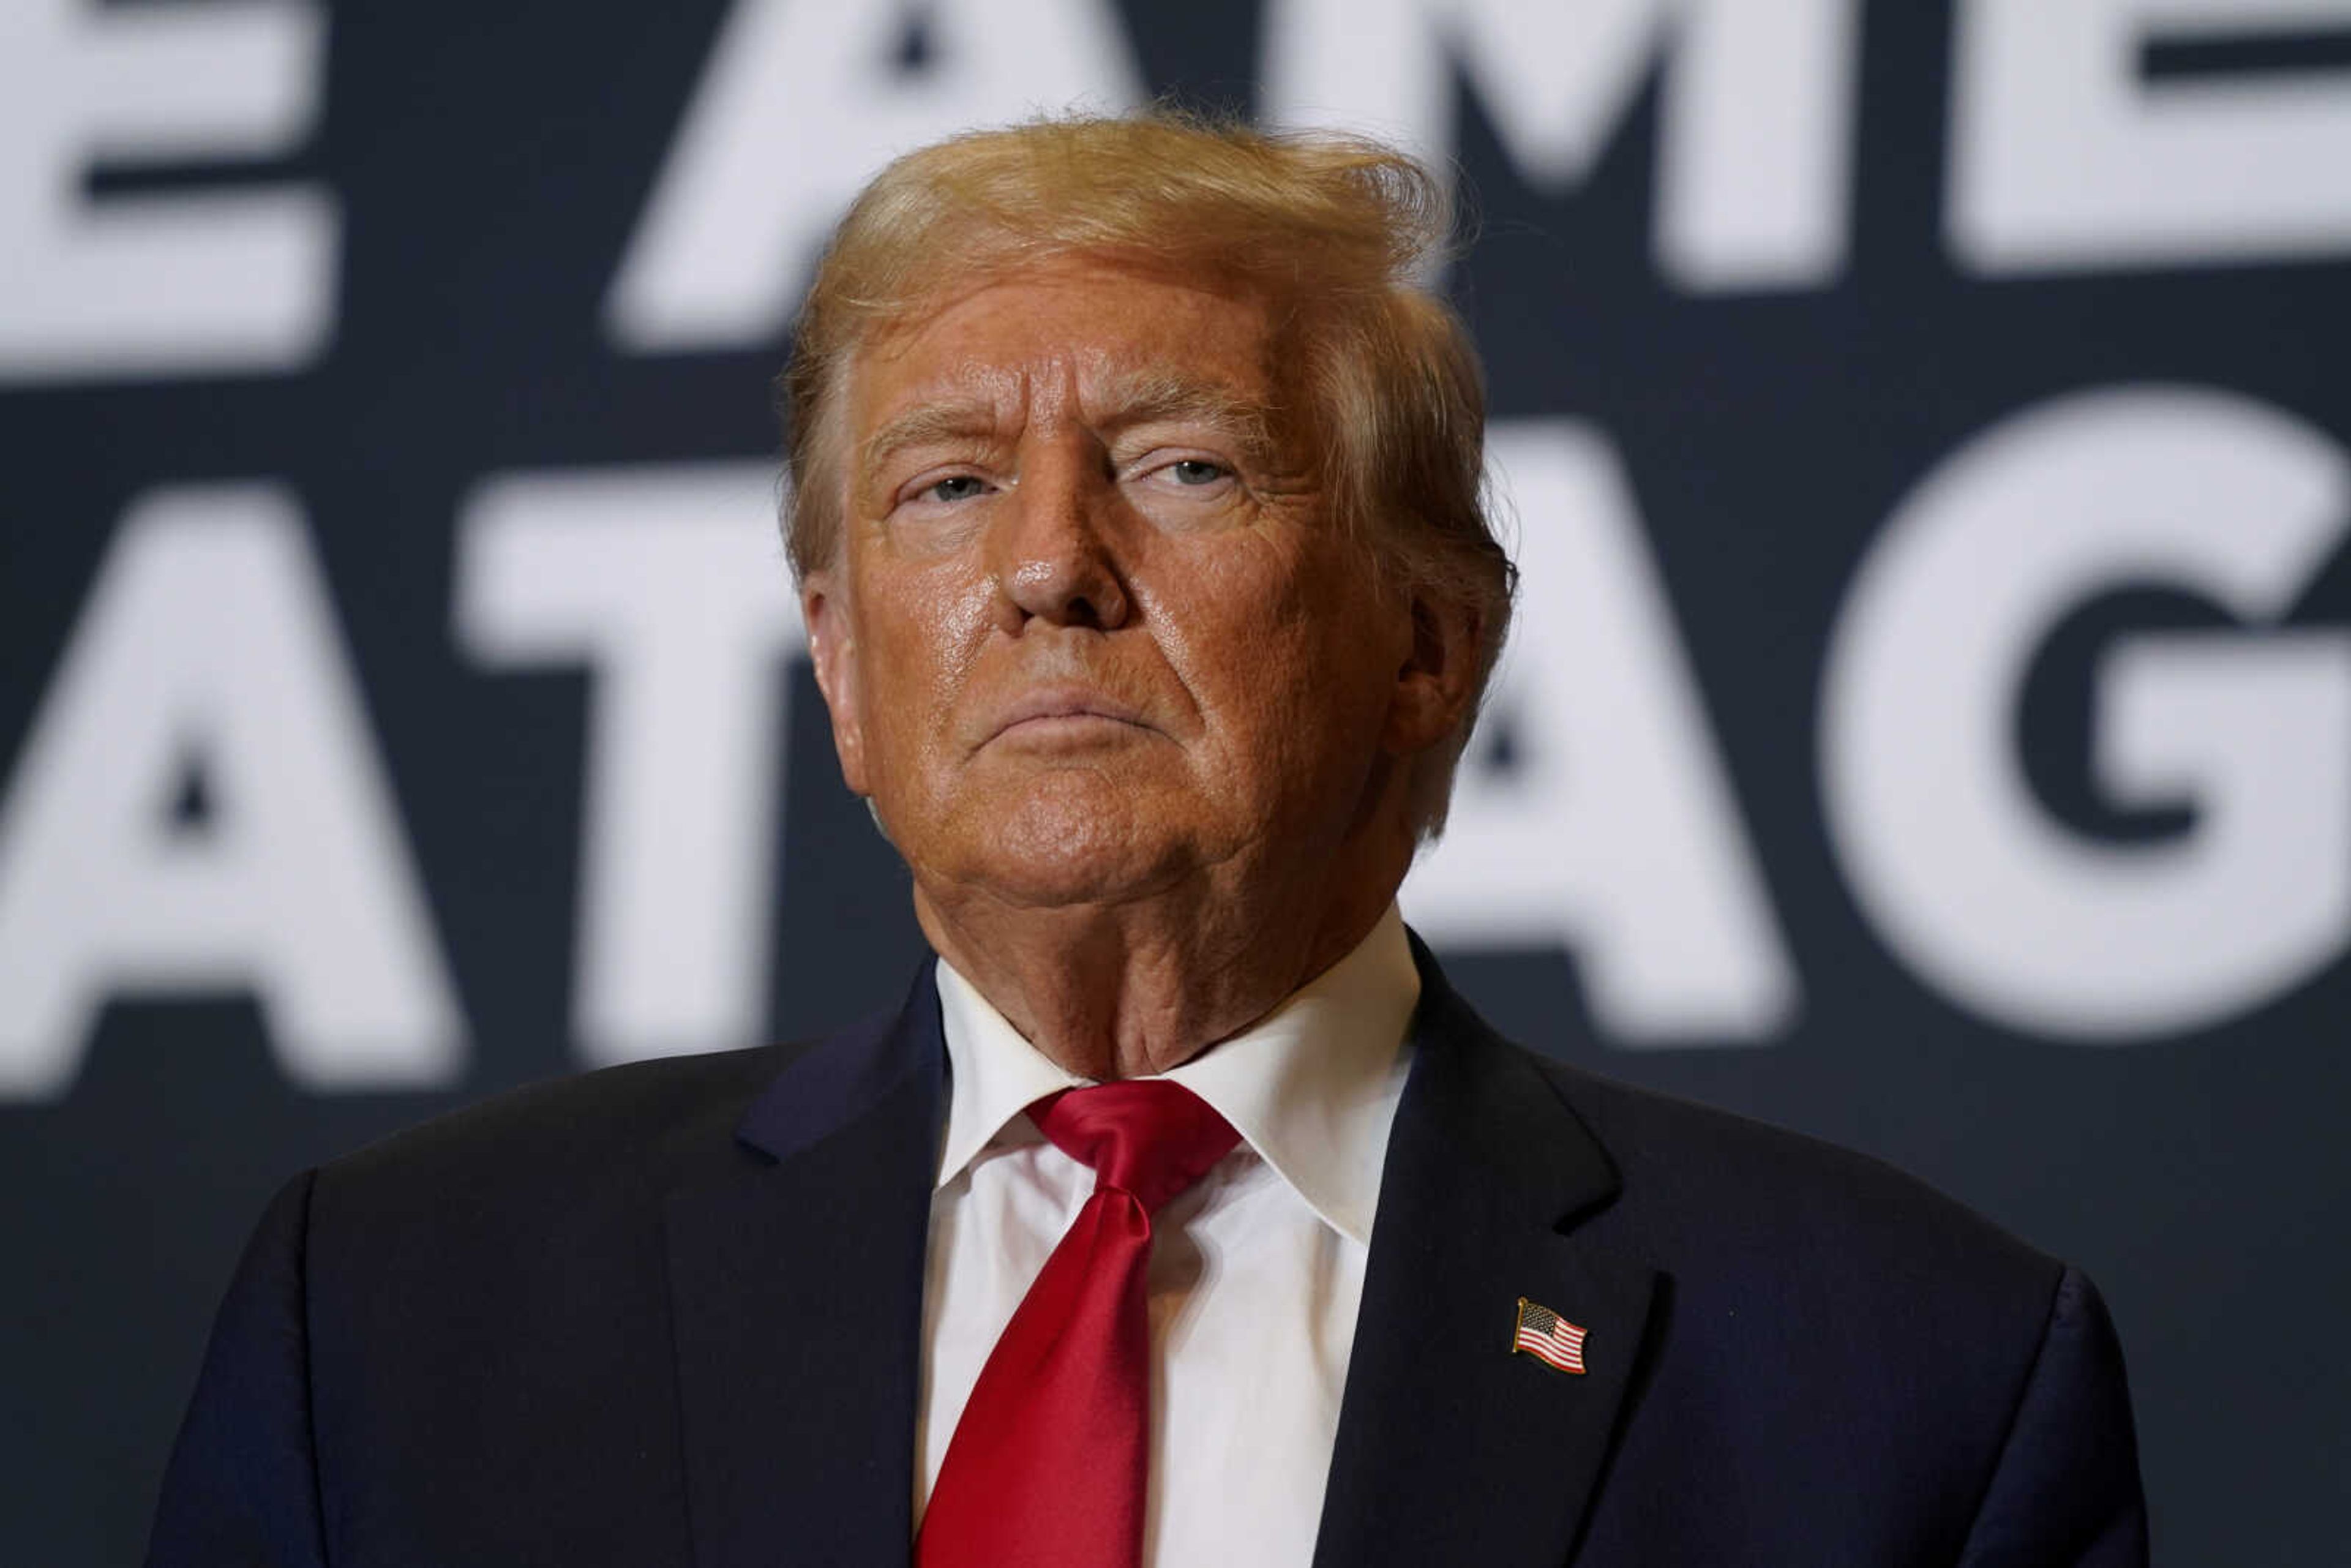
[1262,0,1861,290]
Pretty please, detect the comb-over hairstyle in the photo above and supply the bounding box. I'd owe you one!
[780,111,1515,836]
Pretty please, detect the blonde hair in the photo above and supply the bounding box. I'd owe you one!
[781,112,1514,836]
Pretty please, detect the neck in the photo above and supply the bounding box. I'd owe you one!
[913,861,1404,1080]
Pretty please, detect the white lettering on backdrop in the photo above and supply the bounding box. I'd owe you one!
[1260,0,1862,290]
[0,0,337,383]
[1952,0,2351,272]
[4,385,2345,1094]
[456,465,806,1065]
[1402,422,1801,1045]
[10,3,2351,1090]
[0,488,463,1098]
[1821,386,2351,1038]
[605,0,1141,351]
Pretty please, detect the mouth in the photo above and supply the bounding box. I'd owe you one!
[983,686,1157,745]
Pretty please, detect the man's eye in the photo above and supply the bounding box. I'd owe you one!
[923,475,991,503]
[1164,459,1228,487]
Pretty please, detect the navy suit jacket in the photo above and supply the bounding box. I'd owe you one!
[149,945,2147,1566]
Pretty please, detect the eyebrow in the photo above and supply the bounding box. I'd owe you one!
[855,369,1285,482]
[857,402,1004,482]
[1088,369,1283,465]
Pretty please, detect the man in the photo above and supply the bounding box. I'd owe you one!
[149,115,2146,1567]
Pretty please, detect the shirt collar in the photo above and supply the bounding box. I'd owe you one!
[932,906,1420,1246]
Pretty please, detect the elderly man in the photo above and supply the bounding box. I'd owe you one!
[149,116,2146,1567]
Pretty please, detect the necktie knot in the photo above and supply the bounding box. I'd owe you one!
[1032,1081,1239,1214]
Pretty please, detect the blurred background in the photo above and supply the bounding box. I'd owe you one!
[6,1,2349,1562]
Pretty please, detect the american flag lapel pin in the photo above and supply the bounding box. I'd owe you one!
[1512,1296,1589,1375]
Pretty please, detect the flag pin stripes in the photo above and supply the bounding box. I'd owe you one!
[1511,1296,1588,1375]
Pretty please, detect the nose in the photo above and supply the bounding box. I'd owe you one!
[991,444,1131,632]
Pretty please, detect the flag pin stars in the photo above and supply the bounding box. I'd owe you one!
[1511,1296,1588,1375]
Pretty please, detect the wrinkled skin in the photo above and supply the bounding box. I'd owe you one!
[802,259,1479,1078]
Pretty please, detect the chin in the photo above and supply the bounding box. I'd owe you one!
[946,773,1194,909]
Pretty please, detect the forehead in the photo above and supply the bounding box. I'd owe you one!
[845,260,1279,439]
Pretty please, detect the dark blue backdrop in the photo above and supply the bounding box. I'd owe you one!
[6,3,2349,1562]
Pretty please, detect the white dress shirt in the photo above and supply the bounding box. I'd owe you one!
[917,906,1420,1567]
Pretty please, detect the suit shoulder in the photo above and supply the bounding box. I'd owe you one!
[315,1041,808,1214]
[1529,1049,2061,1304]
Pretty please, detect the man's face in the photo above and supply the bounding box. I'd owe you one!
[803,259,1443,920]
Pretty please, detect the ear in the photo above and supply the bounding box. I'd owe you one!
[1382,589,1485,760]
[801,570,871,797]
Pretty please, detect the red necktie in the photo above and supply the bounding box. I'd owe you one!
[916,1081,1240,1568]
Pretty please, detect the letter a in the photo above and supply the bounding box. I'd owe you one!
[0,486,465,1098]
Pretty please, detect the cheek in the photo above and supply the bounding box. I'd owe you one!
[1145,539,1400,789]
[856,565,997,770]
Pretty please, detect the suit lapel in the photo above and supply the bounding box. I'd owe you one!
[665,969,945,1568]
[1312,947,1659,1568]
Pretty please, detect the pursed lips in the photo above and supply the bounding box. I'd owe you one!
[981,686,1158,745]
